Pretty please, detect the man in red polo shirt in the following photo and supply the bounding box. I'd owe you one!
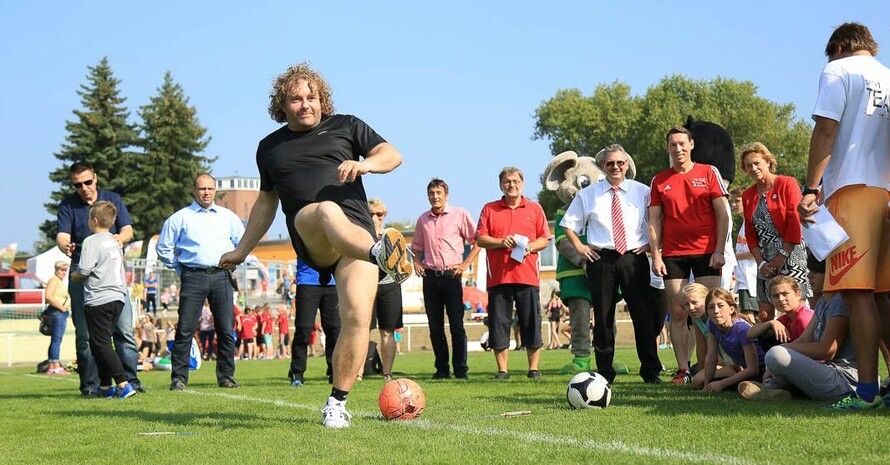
[476,167,552,380]
[412,178,480,379]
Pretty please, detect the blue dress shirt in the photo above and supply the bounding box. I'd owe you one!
[156,202,245,274]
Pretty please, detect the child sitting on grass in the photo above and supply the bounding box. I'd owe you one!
[746,276,813,350]
[70,201,136,399]
[694,288,765,392]
[739,254,858,403]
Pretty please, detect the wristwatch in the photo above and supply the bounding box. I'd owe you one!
[802,186,820,196]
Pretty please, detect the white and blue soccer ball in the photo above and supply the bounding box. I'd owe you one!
[566,371,611,409]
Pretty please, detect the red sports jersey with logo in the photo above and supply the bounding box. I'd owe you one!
[649,163,728,256]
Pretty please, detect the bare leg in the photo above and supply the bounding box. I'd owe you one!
[665,279,691,371]
[527,347,541,371]
[296,202,379,265]
[379,329,396,375]
[495,348,509,372]
[843,290,880,386]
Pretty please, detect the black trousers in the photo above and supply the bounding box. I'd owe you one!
[84,300,126,387]
[587,249,661,383]
[289,285,340,382]
[422,274,468,376]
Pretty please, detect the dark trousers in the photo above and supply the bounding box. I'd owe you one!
[145,293,157,314]
[199,330,215,359]
[172,269,236,384]
[588,249,661,383]
[69,280,140,394]
[289,285,340,382]
[422,274,468,377]
[84,300,126,387]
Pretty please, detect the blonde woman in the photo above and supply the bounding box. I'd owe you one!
[45,260,71,374]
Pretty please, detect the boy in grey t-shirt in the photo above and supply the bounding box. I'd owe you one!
[71,201,137,399]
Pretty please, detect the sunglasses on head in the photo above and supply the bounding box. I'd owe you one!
[372,212,386,218]
[605,160,626,168]
[73,178,95,189]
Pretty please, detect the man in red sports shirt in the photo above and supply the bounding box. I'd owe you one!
[649,126,730,384]
[476,167,552,380]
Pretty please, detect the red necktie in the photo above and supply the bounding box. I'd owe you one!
[611,186,627,255]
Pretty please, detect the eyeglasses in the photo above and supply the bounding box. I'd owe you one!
[73,178,95,189]
[372,212,386,218]
[605,160,626,168]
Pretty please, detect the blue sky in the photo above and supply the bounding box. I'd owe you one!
[1,1,887,254]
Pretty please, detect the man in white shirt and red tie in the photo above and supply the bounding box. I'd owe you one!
[560,145,663,384]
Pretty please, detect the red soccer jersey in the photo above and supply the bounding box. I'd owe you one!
[649,163,728,256]
[277,313,290,335]
[261,312,274,335]
[476,196,551,288]
[240,314,257,339]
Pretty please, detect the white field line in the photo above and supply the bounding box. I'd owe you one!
[185,390,755,465]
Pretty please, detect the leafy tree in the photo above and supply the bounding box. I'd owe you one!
[131,72,213,250]
[533,75,812,218]
[38,57,139,252]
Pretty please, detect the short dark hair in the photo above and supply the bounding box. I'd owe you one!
[665,126,693,143]
[807,251,826,274]
[825,22,878,57]
[69,161,94,177]
[427,178,449,195]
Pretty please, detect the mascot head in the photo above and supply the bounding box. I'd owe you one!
[683,116,735,184]
[543,148,637,205]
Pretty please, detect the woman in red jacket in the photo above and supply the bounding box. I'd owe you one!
[740,142,811,322]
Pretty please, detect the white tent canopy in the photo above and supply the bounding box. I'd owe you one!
[27,247,70,285]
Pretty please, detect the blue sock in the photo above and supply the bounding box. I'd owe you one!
[857,382,878,402]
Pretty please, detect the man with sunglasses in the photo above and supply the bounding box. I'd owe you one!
[560,145,662,384]
[56,161,142,397]
[411,179,479,379]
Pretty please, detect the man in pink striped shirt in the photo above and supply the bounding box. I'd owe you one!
[411,179,480,379]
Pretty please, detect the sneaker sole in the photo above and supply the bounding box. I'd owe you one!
[379,229,413,282]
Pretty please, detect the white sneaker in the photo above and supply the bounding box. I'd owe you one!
[371,228,413,284]
[321,397,352,428]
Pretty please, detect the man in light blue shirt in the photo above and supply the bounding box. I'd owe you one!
[157,173,245,390]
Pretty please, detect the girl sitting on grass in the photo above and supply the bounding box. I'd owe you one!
[746,276,813,350]
[694,288,765,392]
[681,283,710,376]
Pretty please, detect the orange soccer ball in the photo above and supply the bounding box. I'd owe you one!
[378,378,425,420]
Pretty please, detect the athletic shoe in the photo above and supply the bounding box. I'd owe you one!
[218,379,240,389]
[116,383,137,399]
[670,369,691,385]
[431,372,450,380]
[321,397,352,428]
[883,392,890,408]
[370,228,413,284]
[170,379,186,391]
[494,371,509,380]
[825,393,884,411]
[100,387,117,399]
[383,374,394,381]
[290,379,304,388]
[47,367,70,375]
[560,357,590,375]
[880,377,890,397]
[527,370,542,380]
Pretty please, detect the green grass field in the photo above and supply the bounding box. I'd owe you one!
[0,347,886,465]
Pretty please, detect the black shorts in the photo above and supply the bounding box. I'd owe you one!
[488,284,542,350]
[663,253,721,280]
[370,282,403,331]
[241,338,255,346]
[285,199,376,275]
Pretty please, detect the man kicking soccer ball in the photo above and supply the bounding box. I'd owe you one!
[219,62,412,428]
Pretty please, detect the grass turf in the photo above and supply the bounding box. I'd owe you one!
[0,347,886,465]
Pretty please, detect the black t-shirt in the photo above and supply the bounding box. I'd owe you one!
[256,114,386,219]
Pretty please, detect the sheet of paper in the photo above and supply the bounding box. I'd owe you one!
[510,234,529,262]
[801,208,849,261]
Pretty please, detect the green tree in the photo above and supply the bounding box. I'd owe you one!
[38,57,139,252]
[131,72,213,250]
[533,75,812,218]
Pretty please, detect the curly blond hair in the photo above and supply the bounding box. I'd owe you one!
[268,62,334,123]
